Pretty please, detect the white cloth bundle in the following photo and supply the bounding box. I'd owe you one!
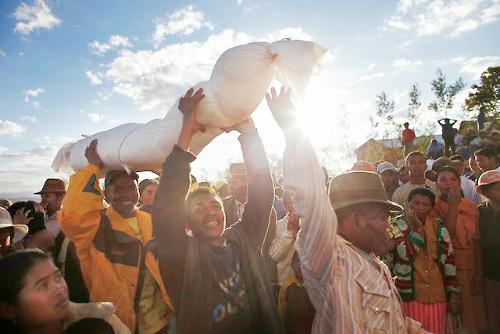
[52,39,327,173]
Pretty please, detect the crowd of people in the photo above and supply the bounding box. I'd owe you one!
[0,86,498,334]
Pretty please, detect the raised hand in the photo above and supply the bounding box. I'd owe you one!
[265,86,298,131]
[222,118,256,134]
[408,210,424,235]
[85,139,103,169]
[447,187,462,207]
[179,88,206,135]
[13,208,34,225]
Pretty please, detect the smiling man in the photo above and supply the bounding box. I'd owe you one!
[152,88,283,334]
[59,139,173,333]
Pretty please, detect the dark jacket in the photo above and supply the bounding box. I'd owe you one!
[152,132,284,334]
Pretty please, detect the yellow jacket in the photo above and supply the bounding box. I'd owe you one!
[59,164,173,332]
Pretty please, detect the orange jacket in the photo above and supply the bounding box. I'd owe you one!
[59,164,173,332]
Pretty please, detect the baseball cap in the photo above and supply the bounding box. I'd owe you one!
[476,170,500,194]
[104,170,139,188]
[376,161,397,174]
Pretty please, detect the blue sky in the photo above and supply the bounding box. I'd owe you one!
[1,0,499,193]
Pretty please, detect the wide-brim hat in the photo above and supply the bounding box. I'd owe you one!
[0,218,29,244]
[34,178,67,194]
[328,171,403,212]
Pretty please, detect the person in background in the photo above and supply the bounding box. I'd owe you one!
[0,199,12,210]
[392,151,438,212]
[392,187,460,334]
[0,249,130,334]
[152,88,283,333]
[278,251,315,334]
[438,118,458,157]
[376,161,400,200]
[9,201,50,250]
[138,179,159,213]
[267,86,426,333]
[60,139,173,333]
[214,181,230,199]
[477,109,486,131]
[269,189,299,290]
[34,178,67,240]
[434,166,489,333]
[449,155,484,204]
[398,165,410,185]
[0,207,28,258]
[426,139,444,160]
[351,160,375,172]
[475,147,499,173]
[223,162,248,225]
[401,122,416,157]
[469,156,482,182]
[475,170,500,334]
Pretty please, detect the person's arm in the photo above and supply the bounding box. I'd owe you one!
[152,88,204,302]
[393,214,425,263]
[267,87,337,287]
[59,140,106,287]
[450,119,457,125]
[224,118,274,250]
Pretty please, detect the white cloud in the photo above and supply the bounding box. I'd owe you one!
[367,62,378,71]
[393,58,423,71]
[85,70,103,85]
[20,115,38,123]
[87,112,106,122]
[383,0,500,37]
[0,49,6,57]
[23,88,44,102]
[452,55,500,79]
[265,27,313,41]
[89,35,132,55]
[12,0,61,36]
[152,5,214,47]
[0,120,26,135]
[35,136,74,145]
[104,29,252,110]
[359,72,385,82]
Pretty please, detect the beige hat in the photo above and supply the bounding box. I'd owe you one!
[328,171,403,212]
[0,207,28,244]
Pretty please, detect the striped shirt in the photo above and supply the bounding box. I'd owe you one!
[282,130,427,334]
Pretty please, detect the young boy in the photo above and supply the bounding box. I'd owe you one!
[152,88,283,333]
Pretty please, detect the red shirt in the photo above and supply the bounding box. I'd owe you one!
[401,128,416,144]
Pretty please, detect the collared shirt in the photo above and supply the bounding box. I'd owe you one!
[282,130,427,333]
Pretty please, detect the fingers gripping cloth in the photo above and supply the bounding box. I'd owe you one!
[52,39,327,173]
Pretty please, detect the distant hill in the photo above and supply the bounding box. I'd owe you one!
[0,192,39,203]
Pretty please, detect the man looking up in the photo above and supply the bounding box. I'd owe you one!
[34,178,66,239]
[392,151,438,211]
[266,87,426,333]
[60,140,173,333]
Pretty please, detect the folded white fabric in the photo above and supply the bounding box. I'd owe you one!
[52,39,327,173]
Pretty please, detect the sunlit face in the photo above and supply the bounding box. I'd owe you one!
[437,171,460,198]
[407,155,426,178]
[140,184,158,206]
[475,154,497,172]
[40,192,64,214]
[399,167,410,184]
[409,194,433,222]
[188,193,226,242]
[14,260,69,327]
[105,175,139,218]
